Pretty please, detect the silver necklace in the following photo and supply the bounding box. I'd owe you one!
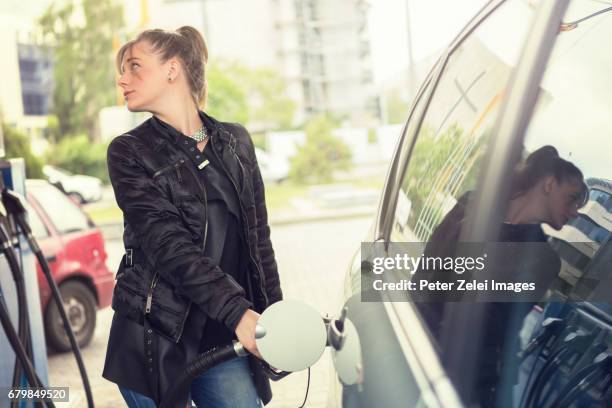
[191,126,208,142]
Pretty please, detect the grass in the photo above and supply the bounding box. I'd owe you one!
[264,182,309,211]
[84,204,123,225]
[84,177,382,225]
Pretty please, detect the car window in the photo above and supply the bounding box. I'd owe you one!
[24,199,49,239]
[476,1,612,406]
[28,183,91,234]
[45,166,72,177]
[358,1,539,406]
[390,0,535,245]
[518,0,612,301]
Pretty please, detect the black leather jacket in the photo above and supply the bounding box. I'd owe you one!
[107,111,283,343]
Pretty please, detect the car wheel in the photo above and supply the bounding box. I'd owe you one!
[44,281,97,352]
[67,192,85,205]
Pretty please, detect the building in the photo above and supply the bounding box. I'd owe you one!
[0,22,53,155]
[275,0,376,123]
[138,0,376,125]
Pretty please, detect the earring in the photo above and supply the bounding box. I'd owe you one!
[168,76,172,82]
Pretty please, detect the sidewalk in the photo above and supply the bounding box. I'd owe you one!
[97,204,377,241]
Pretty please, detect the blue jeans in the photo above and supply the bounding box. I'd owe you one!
[118,357,262,408]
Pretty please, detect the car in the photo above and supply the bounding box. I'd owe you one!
[42,165,103,204]
[329,1,612,407]
[24,179,115,352]
[255,147,289,183]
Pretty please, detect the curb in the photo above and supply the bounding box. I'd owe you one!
[97,207,375,241]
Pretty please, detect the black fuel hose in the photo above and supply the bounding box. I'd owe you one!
[524,331,593,408]
[0,221,36,408]
[159,342,243,408]
[161,315,334,407]
[549,352,612,408]
[2,188,94,408]
[0,293,55,408]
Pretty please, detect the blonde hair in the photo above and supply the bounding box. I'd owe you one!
[116,26,208,107]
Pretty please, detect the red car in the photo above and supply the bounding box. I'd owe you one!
[25,179,115,352]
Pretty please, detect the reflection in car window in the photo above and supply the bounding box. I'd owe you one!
[488,1,612,407]
[24,199,49,239]
[391,0,535,244]
[28,184,90,234]
[519,0,612,300]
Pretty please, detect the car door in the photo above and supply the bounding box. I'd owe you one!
[23,194,58,310]
[27,182,99,282]
[334,0,574,406]
[456,1,612,406]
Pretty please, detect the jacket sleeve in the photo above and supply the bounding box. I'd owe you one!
[243,130,283,305]
[107,135,251,331]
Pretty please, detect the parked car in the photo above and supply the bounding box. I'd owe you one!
[25,179,114,352]
[42,165,103,204]
[255,147,289,184]
[329,1,612,407]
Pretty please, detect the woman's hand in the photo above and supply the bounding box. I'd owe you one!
[235,309,262,359]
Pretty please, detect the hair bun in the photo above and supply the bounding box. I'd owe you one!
[526,145,559,165]
[176,26,208,63]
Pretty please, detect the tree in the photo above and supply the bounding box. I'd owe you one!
[241,66,296,131]
[2,124,44,179]
[402,123,487,231]
[39,0,124,141]
[45,135,110,183]
[206,63,249,125]
[207,61,295,132]
[289,116,352,184]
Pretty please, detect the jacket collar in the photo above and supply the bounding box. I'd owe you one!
[149,111,236,153]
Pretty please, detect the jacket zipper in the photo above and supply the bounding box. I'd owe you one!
[145,273,160,314]
[211,129,269,307]
[153,158,206,243]
[180,156,208,247]
[147,157,198,342]
[143,271,191,342]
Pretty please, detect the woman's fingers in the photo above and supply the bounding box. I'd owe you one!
[235,309,262,359]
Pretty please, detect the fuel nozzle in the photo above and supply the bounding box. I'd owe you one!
[519,317,566,360]
[328,307,348,351]
[2,187,39,252]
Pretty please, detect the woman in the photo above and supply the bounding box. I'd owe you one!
[102,26,283,408]
[418,145,587,406]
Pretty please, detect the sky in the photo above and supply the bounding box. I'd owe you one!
[368,0,487,84]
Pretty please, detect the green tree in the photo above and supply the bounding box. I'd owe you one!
[45,135,110,183]
[2,124,44,179]
[289,116,352,184]
[242,66,296,130]
[206,63,249,125]
[207,61,295,131]
[401,123,487,234]
[39,0,124,140]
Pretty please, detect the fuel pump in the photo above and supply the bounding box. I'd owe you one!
[0,157,93,408]
[0,158,50,408]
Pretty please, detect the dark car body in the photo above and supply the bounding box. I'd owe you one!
[330,0,612,407]
[25,179,114,350]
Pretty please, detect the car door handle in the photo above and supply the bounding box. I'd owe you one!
[45,255,57,263]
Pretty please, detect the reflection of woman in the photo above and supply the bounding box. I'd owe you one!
[425,145,587,257]
[417,145,587,406]
[102,27,282,408]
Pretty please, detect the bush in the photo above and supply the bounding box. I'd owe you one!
[2,124,44,179]
[46,135,110,183]
[289,116,352,184]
